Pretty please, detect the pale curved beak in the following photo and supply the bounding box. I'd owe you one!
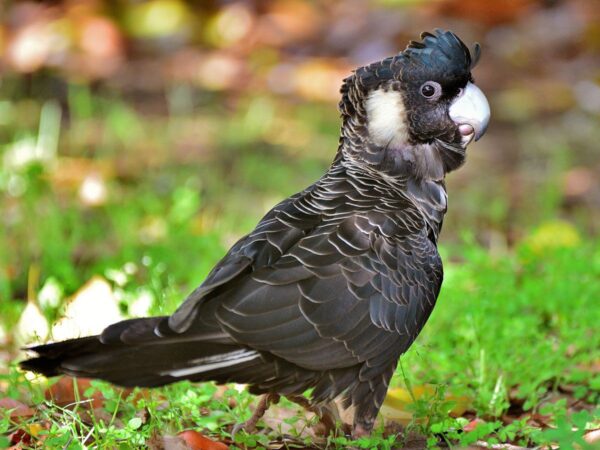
[449,82,490,144]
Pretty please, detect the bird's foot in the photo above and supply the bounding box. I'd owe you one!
[231,393,280,435]
[351,419,374,439]
[351,424,370,438]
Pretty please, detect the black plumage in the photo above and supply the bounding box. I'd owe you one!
[20,29,489,437]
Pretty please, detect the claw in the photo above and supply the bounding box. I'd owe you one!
[231,393,280,436]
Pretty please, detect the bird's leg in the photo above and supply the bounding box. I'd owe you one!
[351,394,385,439]
[350,366,395,439]
[285,395,344,436]
[232,393,280,435]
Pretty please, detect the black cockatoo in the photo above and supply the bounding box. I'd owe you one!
[20,30,490,437]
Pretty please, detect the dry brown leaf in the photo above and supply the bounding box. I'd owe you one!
[45,376,105,408]
[260,403,319,439]
[162,436,191,450]
[0,398,35,419]
[80,407,118,427]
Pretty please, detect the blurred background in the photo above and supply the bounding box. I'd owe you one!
[1,3,599,446]
[0,0,599,340]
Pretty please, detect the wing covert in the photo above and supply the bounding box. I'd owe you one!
[168,193,319,332]
[213,214,443,382]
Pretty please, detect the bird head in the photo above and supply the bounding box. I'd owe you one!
[338,30,490,175]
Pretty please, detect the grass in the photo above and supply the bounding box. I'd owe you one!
[1,240,598,449]
[0,85,599,448]
[400,239,600,448]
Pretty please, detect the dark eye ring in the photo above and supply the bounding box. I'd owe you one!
[420,81,442,99]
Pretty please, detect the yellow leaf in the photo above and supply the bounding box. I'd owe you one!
[381,385,470,425]
[28,423,44,437]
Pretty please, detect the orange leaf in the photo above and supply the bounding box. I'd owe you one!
[463,418,485,432]
[178,430,229,450]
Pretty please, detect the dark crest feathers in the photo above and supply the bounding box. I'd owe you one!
[339,29,479,114]
[403,29,476,74]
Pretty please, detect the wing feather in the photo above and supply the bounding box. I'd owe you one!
[165,174,442,391]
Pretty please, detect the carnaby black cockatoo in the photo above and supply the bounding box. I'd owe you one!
[20,30,490,437]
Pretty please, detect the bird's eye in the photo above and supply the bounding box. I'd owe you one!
[420,81,442,99]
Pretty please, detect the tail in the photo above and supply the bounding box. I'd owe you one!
[19,316,267,388]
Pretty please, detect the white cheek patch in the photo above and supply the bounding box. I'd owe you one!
[365,88,409,148]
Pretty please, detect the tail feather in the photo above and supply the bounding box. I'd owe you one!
[19,315,326,395]
[19,316,264,388]
[20,336,102,377]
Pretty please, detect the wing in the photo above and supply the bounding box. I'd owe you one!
[167,173,362,333]
[167,191,321,332]
[167,170,443,395]
[212,212,443,386]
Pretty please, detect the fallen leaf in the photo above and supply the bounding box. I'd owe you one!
[584,429,600,444]
[45,377,104,408]
[9,428,32,446]
[463,418,485,432]
[51,276,124,341]
[134,407,151,426]
[473,440,531,450]
[260,403,320,439]
[178,430,229,450]
[159,435,189,450]
[27,423,45,438]
[14,301,49,346]
[381,385,470,425]
[81,407,117,427]
[5,421,49,449]
[0,398,35,419]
